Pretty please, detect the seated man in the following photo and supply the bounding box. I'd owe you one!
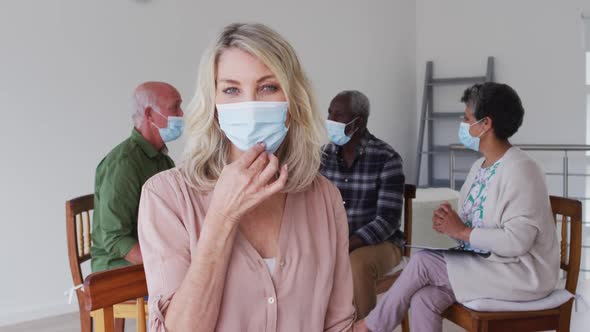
[91,81,183,272]
[321,90,405,319]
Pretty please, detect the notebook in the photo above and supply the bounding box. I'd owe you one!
[405,244,491,257]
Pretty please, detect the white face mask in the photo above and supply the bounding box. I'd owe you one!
[325,117,359,146]
[216,101,289,153]
[458,118,487,151]
[151,110,184,142]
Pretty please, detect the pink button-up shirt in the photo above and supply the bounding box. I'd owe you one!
[138,168,356,331]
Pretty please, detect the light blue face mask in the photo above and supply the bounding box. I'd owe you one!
[216,101,289,153]
[152,110,184,142]
[326,117,359,146]
[458,118,487,151]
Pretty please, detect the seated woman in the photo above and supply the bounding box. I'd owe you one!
[137,23,355,331]
[355,82,559,332]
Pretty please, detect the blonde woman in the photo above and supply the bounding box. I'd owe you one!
[138,23,356,331]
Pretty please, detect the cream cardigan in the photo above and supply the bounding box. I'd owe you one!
[444,147,560,302]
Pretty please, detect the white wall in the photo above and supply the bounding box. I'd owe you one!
[416,0,587,145]
[0,0,416,325]
[415,0,589,185]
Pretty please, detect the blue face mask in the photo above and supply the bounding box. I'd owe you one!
[217,101,289,153]
[152,111,184,142]
[326,117,359,146]
[458,118,487,151]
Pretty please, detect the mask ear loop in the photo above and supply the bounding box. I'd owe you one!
[345,116,361,137]
[152,108,167,120]
[151,121,162,129]
[472,117,489,138]
[347,127,359,137]
[477,128,489,138]
[149,107,168,131]
[346,116,360,126]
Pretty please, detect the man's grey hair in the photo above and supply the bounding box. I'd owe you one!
[131,89,157,128]
[336,90,370,119]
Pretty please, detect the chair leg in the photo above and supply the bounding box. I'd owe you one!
[137,297,146,332]
[80,309,92,332]
[401,315,410,332]
[94,308,115,332]
[557,303,573,332]
[114,318,125,332]
[472,317,488,332]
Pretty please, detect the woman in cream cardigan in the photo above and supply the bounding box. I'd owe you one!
[355,82,559,332]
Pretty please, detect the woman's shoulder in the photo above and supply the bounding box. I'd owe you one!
[500,148,544,177]
[292,174,343,211]
[299,175,347,233]
[309,174,341,199]
[143,167,186,193]
[494,148,549,200]
[140,168,211,222]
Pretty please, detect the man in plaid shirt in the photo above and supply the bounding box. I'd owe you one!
[321,90,405,319]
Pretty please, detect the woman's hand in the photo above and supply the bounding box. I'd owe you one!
[208,142,288,225]
[432,202,472,242]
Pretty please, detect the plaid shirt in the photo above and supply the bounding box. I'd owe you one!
[320,130,405,246]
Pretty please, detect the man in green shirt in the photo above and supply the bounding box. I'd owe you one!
[91,82,183,272]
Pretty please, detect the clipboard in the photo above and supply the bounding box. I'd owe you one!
[405,244,491,258]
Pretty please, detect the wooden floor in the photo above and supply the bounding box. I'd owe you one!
[2,280,589,332]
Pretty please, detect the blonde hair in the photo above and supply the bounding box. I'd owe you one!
[181,23,326,192]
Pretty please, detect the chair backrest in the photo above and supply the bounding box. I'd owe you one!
[65,194,94,297]
[84,264,148,332]
[402,184,417,257]
[549,196,582,295]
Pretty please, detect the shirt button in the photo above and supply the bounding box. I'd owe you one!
[268,297,275,304]
[344,178,349,183]
[280,260,286,268]
[343,201,346,205]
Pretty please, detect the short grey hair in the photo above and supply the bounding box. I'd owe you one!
[460,84,482,115]
[131,89,157,128]
[336,90,370,119]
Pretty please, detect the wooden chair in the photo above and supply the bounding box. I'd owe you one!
[375,184,417,332]
[84,264,148,332]
[66,194,144,332]
[442,195,582,332]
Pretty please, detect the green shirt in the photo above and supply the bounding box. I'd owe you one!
[91,129,174,272]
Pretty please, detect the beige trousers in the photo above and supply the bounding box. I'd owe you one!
[349,241,402,319]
